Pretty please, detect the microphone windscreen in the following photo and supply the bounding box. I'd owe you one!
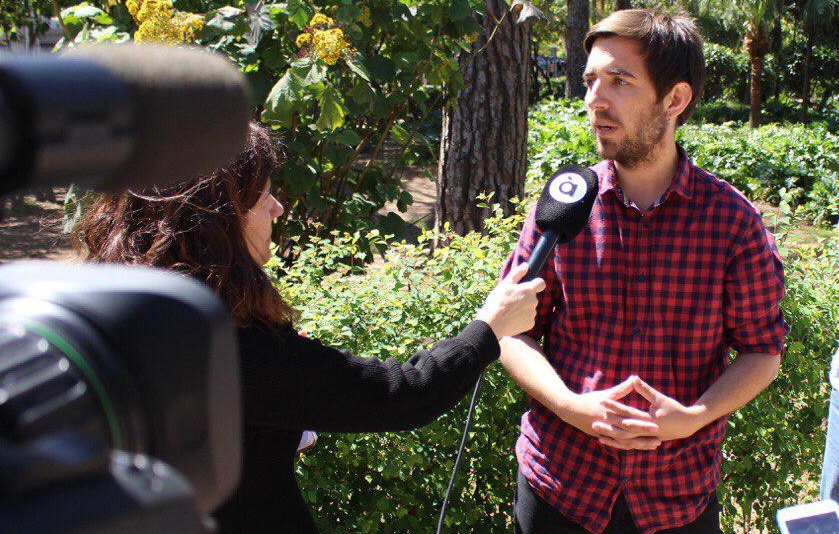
[534,165,598,243]
[66,44,251,190]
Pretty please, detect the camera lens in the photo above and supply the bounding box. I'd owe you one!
[0,297,145,496]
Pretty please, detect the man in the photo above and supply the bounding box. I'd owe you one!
[501,9,788,534]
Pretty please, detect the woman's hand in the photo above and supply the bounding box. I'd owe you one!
[476,263,545,339]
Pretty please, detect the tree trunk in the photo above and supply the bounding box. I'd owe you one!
[435,0,531,235]
[800,32,812,123]
[748,52,764,128]
[564,0,589,99]
[615,0,632,10]
[745,28,767,128]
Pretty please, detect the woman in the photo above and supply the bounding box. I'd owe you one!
[73,123,544,533]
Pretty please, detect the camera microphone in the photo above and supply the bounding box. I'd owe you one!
[0,44,251,196]
[524,164,599,281]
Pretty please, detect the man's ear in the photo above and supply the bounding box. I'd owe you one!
[665,81,692,121]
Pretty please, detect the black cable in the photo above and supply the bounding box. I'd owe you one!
[435,371,484,534]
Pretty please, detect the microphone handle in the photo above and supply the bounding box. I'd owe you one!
[524,229,559,282]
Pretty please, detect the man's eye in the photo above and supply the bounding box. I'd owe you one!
[614,78,628,86]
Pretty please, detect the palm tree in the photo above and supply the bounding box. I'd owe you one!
[793,0,839,122]
[700,0,785,127]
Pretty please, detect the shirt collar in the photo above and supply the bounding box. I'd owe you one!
[597,144,695,206]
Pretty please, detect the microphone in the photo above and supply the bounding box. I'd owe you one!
[0,44,251,196]
[524,164,599,281]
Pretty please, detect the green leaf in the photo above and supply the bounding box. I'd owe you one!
[449,0,471,22]
[261,44,286,71]
[286,0,313,29]
[365,54,396,83]
[203,6,248,37]
[346,56,372,82]
[282,162,316,196]
[303,61,328,86]
[333,129,361,146]
[261,66,304,126]
[61,3,112,26]
[315,86,346,132]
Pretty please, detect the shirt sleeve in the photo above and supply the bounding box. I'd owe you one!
[500,205,562,343]
[723,212,789,356]
[236,320,500,432]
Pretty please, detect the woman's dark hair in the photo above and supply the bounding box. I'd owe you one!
[73,122,297,329]
[584,9,705,126]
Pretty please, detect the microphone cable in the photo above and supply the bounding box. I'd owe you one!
[436,372,484,534]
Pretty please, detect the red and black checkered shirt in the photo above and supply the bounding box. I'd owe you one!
[502,149,788,534]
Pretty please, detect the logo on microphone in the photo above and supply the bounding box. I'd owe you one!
[548,172,588,203]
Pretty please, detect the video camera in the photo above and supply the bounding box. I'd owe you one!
[0,44,252,533]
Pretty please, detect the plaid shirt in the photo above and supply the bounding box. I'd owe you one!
[503,148,788,534]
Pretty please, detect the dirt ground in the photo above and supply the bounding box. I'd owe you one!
[0,189,77,264]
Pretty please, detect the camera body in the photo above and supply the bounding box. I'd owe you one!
[0,262,241,532]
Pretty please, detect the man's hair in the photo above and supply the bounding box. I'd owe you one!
[73,122,298,330]
[584,9,705,126]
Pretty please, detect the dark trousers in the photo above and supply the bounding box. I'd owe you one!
[514,470,722,534]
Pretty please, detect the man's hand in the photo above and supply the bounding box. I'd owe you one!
[594,378,706,446]
[562,376,662,450]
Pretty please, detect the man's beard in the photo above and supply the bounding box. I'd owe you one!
[595,103,669,169]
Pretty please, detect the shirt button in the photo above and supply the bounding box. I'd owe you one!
[637,274,646,282]
[632,328,642,337]
[621,477,629,484]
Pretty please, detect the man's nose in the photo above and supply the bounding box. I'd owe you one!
[585,80,607,110]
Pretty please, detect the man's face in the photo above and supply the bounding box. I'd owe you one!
[583,36,670,169]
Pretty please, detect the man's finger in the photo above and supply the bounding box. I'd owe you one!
[602,399,654,421]
[606,376,637,400]
[592,420,657,440]
[602,411,659,432]
[633,377,661,403]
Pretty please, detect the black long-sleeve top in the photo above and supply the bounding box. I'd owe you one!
[212,320,500,533]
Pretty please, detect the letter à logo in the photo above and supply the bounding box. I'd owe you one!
[548,172,588,204]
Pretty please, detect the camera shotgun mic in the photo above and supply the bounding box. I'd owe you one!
[436,164,599,534]
[0,44,251,196]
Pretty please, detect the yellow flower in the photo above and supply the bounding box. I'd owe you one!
[463,32,478,44]
[135,0,173,23]
[127,0,202,44]
[295,32,312,47]
[173,12,204,41]
[309,13,333,28]
[125,0,141,17]
[312,27,349,65]
[358,6,372,27]
[135,13,181,44]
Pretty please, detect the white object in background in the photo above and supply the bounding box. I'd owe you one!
[297,431,317,452]
[777,500,839,534]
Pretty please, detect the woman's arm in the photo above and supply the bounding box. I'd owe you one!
[239,263,544,432]
[238,320,499,432]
